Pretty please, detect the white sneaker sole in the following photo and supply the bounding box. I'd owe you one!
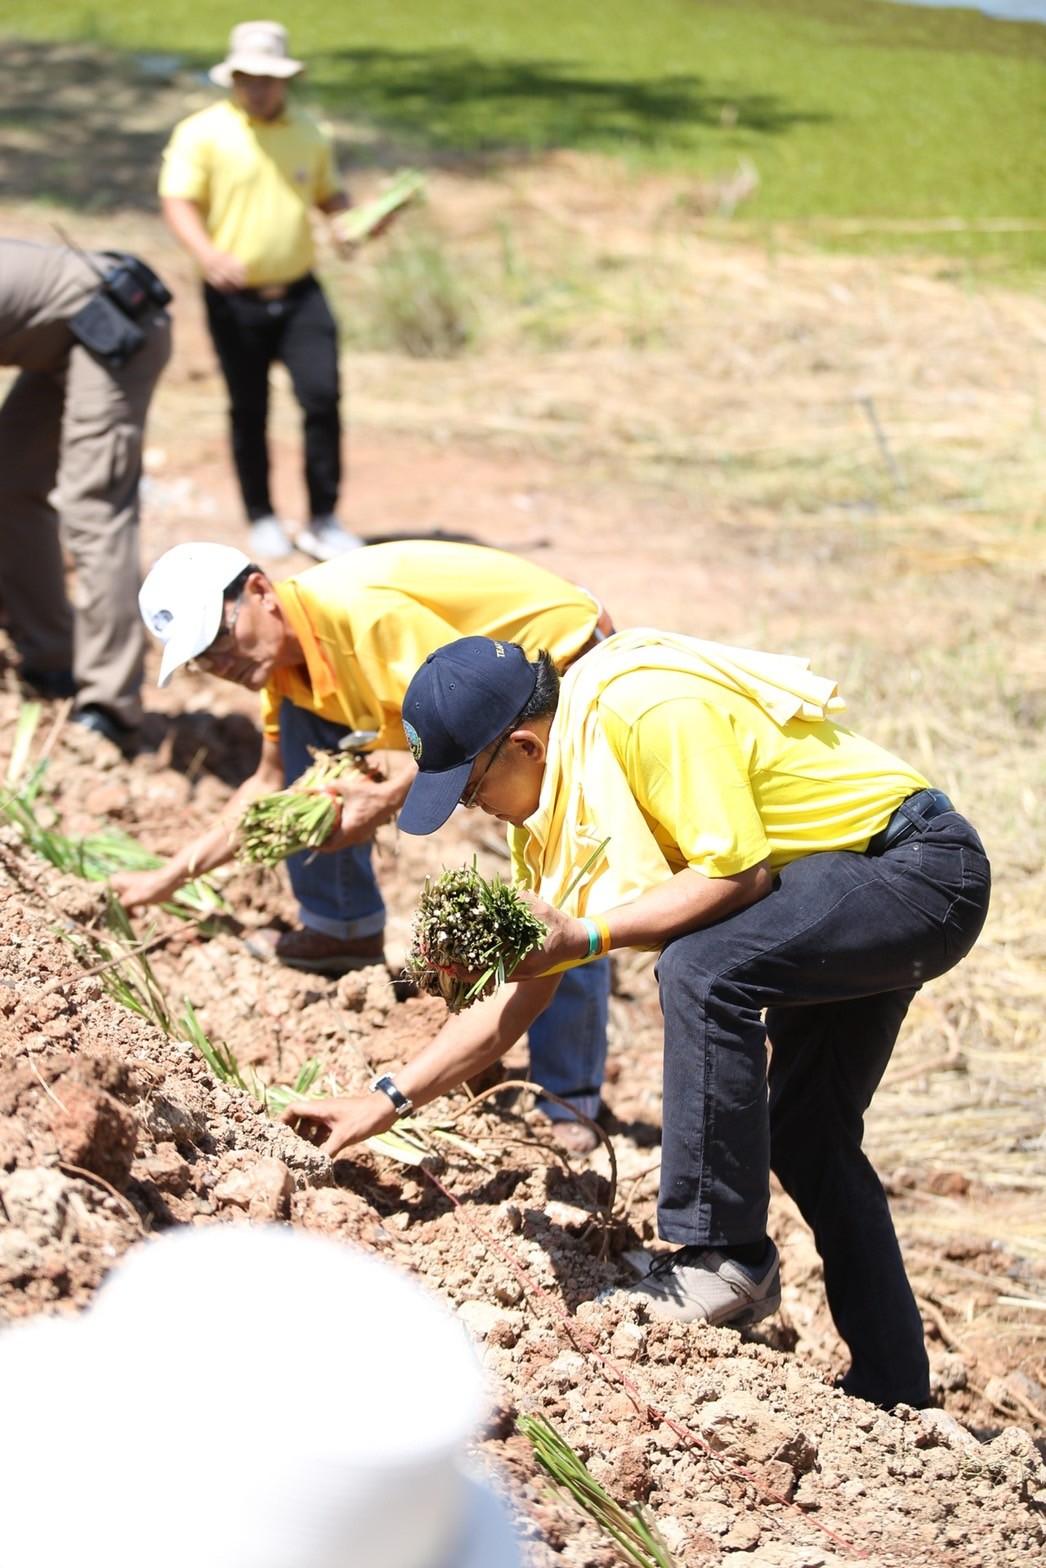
[296,529,364,562]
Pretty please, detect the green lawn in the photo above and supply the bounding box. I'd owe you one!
[3,0,1045,266]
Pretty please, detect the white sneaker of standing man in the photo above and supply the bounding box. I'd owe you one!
[248,513,294,560]
[297,513,364,560]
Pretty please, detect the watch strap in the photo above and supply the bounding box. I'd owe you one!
[369,1072,413,1118]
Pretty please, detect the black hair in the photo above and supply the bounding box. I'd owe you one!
[518,648,560,723]
[223,562,261,601]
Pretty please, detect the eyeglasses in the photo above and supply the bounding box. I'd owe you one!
[459,729,511,809]
[193,593,243,671]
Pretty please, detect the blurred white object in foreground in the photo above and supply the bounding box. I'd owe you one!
[0,1224,522,1568]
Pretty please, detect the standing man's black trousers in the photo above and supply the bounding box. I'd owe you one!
[204,275,341,523]
[655,807,990,1408]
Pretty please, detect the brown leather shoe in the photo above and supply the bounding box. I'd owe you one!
[545,1118,599,1155]
[244,926,386,975]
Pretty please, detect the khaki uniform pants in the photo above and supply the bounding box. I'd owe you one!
[0,314,171,725]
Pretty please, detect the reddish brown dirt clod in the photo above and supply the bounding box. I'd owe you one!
[50,1081,138,1188]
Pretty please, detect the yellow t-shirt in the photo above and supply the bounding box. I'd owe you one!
[158,100,338,287]
[259,541,604,745]
[510,630,929,922]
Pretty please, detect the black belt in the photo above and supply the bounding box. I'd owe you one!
[243,272,315,302]
[865,788,954,856]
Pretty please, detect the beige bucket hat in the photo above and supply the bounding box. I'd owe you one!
[209,20,305,86]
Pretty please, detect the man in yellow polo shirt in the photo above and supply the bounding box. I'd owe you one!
[288,631,991,1412]
[159,21,357,563]
[111,540,614,1149]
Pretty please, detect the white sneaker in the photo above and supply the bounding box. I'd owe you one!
[598,1241,781,1327]
[296,514,364,561]
[248,515,294,560]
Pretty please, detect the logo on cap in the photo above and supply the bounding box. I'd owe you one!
[150,609,173,636]
[403,719,423,762]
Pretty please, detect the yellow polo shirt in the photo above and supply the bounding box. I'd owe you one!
[158,100,338,287]
[259,542,604,746]
[510,631,928,926]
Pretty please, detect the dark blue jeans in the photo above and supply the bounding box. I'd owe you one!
[655,811,990,1408]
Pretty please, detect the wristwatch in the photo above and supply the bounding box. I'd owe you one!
[369,1072,413,1119]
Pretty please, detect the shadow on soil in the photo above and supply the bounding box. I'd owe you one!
[137,710,261,786]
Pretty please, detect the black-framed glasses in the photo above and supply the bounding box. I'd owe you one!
[459,728,512,809]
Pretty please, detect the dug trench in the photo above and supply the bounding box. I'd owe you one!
[0,689,1043,1568]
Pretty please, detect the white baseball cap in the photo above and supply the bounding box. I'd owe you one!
[0,1224,523,1568]
[139,541,253,687]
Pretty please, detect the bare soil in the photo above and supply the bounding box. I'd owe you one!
[1,116,1045,1566]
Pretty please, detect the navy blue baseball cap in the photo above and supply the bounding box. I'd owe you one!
[398,637,538,835]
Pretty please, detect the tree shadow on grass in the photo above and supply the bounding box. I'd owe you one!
[0,36,830,214]
[312,45,830,168]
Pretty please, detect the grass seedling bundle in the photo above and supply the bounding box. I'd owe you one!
[518,1414,677,1568]
[405,838,610,1013]
[237,750,364,866]
[338,168,426,245]
[405,860,547,1012]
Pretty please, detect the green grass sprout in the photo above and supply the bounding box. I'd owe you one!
[405,837,611,1012]
[0,705,224,920]
[518,1413,678,1568]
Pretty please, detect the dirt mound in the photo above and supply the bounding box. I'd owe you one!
[1,752,1043,1566]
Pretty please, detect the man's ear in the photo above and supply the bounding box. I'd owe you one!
[245,570,276,605]
[510,728,547,764]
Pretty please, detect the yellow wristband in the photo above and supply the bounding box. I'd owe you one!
[591,915,612,958]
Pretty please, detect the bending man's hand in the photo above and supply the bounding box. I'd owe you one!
[509,894,589,979]
[109,865,183,912]
[319,776,400,852]
[281,1093,394,1158]
[282,975,560,1160]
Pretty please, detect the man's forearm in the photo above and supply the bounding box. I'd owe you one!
[604,862,773,950]
[519,862,775,979]
[163,765,280,882]
[397,974,559,1112]
[161,196,216,267]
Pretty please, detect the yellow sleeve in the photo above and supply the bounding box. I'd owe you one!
[259,683,283,743]
[158,118,210,204]
[607,696,771,877]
